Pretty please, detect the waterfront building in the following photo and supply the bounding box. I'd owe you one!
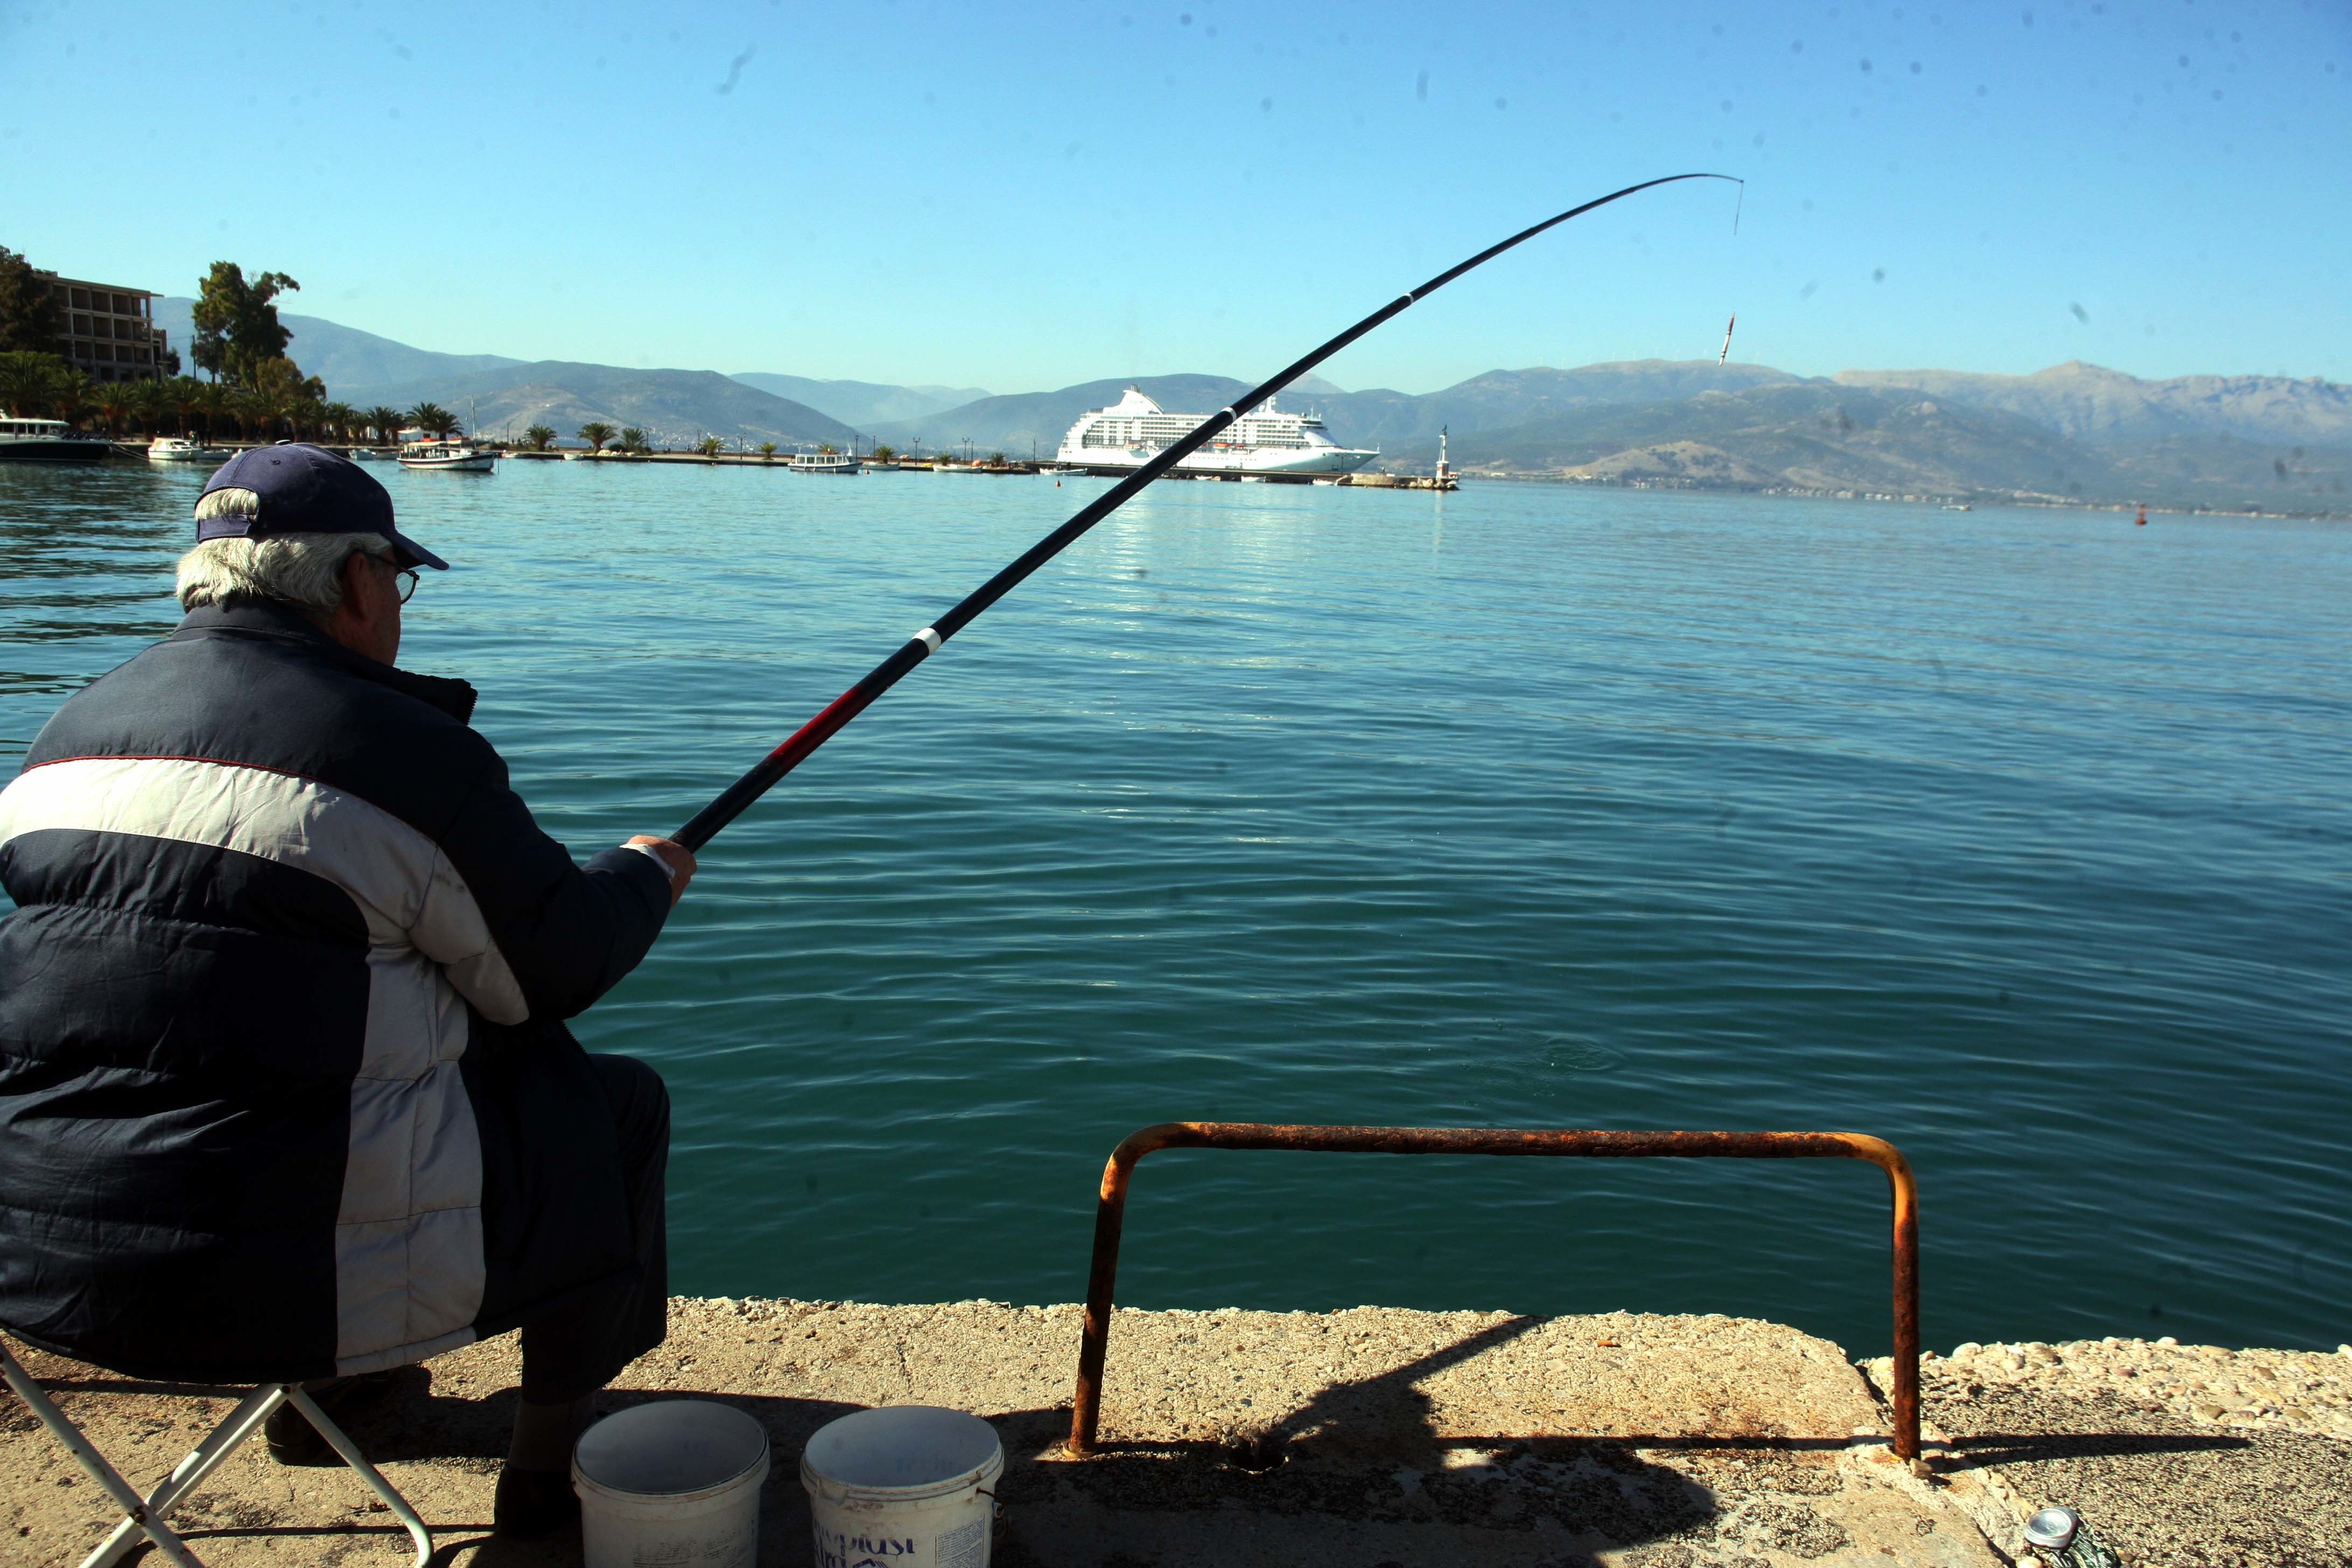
[38,273,170,382]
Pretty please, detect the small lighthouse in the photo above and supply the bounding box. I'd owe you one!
[1436,425,1452,485]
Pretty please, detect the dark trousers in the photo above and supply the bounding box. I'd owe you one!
[516,1053,669,1403]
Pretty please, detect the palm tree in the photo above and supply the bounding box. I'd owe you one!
[871,444,896,463]
[194,379,234,444]
[162,376,202,437]
[522,423,557,452]
[619,427,648,455]
[237,388,279,442]
[124,377,170,437]
[0,351,55,417]
[578,421,617,454]
[695,435,723,458]
[321,401,356,444]
[50,368,94,429]
[89,381,134,436]
[757,441,778,461]
[816,442,838,456]
[366,406,402,447]
[406,402,459,438]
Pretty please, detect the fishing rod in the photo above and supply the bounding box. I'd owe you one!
[674,171,1741,852]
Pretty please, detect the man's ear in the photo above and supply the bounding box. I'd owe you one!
[340,551,375,607]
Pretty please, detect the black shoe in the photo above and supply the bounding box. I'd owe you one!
[494,1466,580,1539]
[263,1373,395,1466]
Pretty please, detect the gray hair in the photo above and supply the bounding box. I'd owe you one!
[177,493,394,614]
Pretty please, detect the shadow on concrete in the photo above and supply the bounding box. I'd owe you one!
[984,1315,1860,1567]
[1937,1427,2252,1469]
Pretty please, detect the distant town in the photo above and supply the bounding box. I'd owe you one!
[3,246,2347,517]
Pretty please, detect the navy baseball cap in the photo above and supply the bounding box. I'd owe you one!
[195,443,449,571]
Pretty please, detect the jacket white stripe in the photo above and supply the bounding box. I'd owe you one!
[0,754,521,1364]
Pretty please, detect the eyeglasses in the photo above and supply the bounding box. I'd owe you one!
[393,568,419,604]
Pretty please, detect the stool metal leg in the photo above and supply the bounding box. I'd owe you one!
[4,1345,433,1568]
[0,1341,206,1568]
[80,1385,285,1568]
[286,1385,433,1567]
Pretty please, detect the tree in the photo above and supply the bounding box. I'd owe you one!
[695,435,723,458]
[321,401,357,443]
[160,376,202,437]
[49,367,94,428]
[90,381,135,436]
[366,405,402,446]
[194,379,233,443]
[816,442,837,456]
[130,377,172,436]
[523,423,556,451]
[405,402,459,437]
[578,421,617,453]
[0,247,61,354]
[0,349,65,416]
[190,262,302,385]
[619,427,648,454]
[757,441,778,461]
[871,444,896,464]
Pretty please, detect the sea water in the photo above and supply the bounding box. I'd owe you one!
[3,459,2346,1355]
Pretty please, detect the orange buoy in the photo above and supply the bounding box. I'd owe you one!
[2135,505,2147,526]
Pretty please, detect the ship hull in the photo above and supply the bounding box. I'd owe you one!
[1053,444,1376,479]
[0,439,110,464]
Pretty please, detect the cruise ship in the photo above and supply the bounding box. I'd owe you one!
[1054,387,1377,480]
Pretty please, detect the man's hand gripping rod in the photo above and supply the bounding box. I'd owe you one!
[674,172,1741,852]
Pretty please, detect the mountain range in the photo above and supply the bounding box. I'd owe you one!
[147,297,2348,514]
[153,299,977,440]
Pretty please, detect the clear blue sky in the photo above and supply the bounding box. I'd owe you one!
[5,1,2346,394]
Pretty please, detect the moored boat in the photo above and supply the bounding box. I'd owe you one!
[1,412,110,464]
[788,449,860,475]
[148,436,232,463]
[397,438,496,472]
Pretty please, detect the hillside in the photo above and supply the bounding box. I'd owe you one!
[865,375,1258,458]
[153,298,521,391]
[1380,384,2351,513]
[338,362,855,449]
[1833,361,2352,448]
[728,373,990,430]
[1315,361,1805,447]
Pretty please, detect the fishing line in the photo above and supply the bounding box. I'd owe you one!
[674,172,1743,852]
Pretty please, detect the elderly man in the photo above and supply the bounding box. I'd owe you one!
[0,443,694,1537]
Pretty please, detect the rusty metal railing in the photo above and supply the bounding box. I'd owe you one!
[1066,1123,1921,1463]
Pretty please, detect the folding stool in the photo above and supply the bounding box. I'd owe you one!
[1,1335,431,1567]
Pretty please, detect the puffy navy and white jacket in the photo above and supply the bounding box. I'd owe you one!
[0,601,675,1381]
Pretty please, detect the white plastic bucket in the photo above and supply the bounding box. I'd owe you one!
[571,1399,771,1568]
[800,1405,1003,1568]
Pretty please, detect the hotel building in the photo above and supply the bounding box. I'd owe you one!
[40,274,171,382]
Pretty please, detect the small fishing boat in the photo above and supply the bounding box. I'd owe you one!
[0,413,110,464]
[397,438,496,472]
[788,449,860,475]
[148,436,231,463]
[349,446,397,463]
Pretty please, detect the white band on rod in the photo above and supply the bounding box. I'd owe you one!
[914,627,942,653]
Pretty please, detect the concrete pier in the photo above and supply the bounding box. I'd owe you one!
[6,1301,2347,1565]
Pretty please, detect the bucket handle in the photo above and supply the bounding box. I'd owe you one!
[976,1486,1001,1520]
